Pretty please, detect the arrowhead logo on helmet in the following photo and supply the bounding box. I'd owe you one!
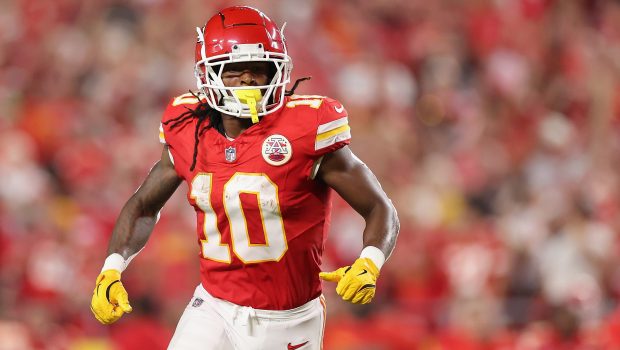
[194,6,293,120]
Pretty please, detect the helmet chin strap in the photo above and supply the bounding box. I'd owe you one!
[233,89,262,123]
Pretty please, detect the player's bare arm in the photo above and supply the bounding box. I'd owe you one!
[318,145,399,304]
[318,146,399,257]
[107,145,182,258]
[91,146,181,324]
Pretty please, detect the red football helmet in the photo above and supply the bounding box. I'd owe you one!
[194,6,293,118]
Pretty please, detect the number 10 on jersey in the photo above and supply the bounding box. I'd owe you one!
[190,173,288,264]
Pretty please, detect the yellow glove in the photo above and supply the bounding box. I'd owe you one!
[319,257,379,304]
[90,269,132,324]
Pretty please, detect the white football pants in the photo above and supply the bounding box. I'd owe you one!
[168,284,326,350]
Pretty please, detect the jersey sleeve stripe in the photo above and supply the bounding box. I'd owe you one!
[316,124,350,142]
[159,123,166,144]
[315,129,351,151]
[317,117,348,134]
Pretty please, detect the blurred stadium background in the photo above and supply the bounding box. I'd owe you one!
[2,0,620,348]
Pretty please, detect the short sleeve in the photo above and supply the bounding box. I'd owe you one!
[313,97,351,156]
[158,92,203,179]
[159,92,203,145]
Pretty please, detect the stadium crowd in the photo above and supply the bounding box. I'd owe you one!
[2,0,620,348]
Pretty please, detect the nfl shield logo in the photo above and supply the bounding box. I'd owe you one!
[225,146,236,162]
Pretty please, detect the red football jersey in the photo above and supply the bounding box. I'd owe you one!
[159,93,351,310]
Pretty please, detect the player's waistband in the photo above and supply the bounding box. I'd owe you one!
[194,284,324,321]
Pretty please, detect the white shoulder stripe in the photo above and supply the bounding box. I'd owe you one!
[315,129,351,151]
[318,117,348,134]
[159,123,166,144]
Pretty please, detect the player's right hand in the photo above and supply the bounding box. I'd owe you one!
[90,269,132,324]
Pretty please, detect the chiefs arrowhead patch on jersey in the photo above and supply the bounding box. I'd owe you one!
[262,134,292,166]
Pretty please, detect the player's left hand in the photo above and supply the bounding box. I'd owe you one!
[90,269,132,324]
[319,257,379,304]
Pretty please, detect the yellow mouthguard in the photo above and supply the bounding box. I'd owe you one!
[234,89,262,123]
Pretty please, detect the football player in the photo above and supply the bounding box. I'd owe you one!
[90,6,399,350]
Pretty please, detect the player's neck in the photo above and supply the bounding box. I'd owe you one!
[221,114,253,139]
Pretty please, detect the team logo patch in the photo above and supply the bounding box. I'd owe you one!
[225,146,236,162]
[262,134,292,166]
[192,298,204,307]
